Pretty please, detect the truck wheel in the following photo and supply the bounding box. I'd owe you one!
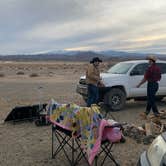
[104,88,126,111]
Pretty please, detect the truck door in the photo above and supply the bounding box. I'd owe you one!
[129,63,148,97]
[156,63,166,95]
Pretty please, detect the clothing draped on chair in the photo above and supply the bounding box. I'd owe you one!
[47,99,122,165]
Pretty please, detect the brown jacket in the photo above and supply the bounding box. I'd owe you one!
[86,64,100,86]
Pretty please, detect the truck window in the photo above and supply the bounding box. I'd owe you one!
[156,63,166,74]
[107,63,134,74]
[130,63,148,76]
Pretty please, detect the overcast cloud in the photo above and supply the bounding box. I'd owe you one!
[0,0,166,54]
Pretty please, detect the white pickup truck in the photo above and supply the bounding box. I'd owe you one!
[76,60,166,111]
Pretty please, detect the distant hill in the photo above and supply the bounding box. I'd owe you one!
[0,50,166,61]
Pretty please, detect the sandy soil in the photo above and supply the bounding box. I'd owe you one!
[0,61,165,166]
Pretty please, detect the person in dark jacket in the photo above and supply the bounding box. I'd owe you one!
[86,57,104,107]
[137,55,161,118]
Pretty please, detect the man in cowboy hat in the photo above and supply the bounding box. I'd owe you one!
[86,57,104,107]
[137,55,161,118]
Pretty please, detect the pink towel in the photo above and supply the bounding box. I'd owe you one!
[88,119,122,165]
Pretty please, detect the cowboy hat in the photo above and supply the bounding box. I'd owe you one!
[90,57,102,64]
[146,55,157,62]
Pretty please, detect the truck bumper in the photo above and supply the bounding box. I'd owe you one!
[76,84,109,99]
[76,84,88,96]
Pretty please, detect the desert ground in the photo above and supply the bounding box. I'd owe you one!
[0,61,165,166]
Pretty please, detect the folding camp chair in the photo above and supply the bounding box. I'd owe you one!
[51,123,122,166]
[52,124,90,166]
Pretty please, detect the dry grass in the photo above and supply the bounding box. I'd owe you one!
[0,73,5,77]
[16,71,25,75]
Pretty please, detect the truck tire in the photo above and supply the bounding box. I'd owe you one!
[104,88,126,111]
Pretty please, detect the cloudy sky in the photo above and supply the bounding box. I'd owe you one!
[1,0,166,54]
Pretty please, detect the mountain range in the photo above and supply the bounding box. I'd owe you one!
[0,50,166,61]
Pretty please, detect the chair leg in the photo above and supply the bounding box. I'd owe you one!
[95,156,98,166]
[72,138,74,165]
[52,126,83,166]
[53,131,73,165]
[52,125,54,158]
[74,138,91,166]
[101,143,120,166]
[95,142,120,166]
[51,125,121,166]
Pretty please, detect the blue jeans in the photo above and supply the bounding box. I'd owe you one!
[87,84,99,107]
[146,82,159,115]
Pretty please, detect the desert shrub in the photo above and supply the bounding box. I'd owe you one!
[0,73,5,77]
[16,71,25,75]
[18,67,24,70]
[29,73,39,77]
[25,67,30,70]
